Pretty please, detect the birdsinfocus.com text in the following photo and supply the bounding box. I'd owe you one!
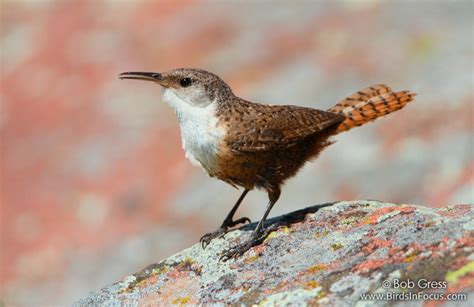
[360,291,467,301]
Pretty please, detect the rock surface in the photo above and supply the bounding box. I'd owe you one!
[75,201,473,306]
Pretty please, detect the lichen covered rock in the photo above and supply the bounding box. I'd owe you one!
[75,201,473,306]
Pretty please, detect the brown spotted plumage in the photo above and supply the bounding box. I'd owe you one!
[212,99,344,193]
[119,68,416,260]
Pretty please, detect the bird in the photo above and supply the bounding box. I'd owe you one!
[119,68,416,260]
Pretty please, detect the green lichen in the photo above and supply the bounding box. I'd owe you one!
[263,226,290,243]
[150,265,168,277]
[316,289,327,300]
[180,257,195,266]
[314,229,329,238]
[445,261,474,285]
[442,206,456,213]
[263,231,279,243]
[339,216,359,226]
[331,243,343,251]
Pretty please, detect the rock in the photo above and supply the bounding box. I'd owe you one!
[74,201,473,306]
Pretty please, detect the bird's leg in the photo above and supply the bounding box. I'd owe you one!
[220,188,281,261]
[200,189,251,248]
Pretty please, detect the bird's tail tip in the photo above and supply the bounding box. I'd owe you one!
[330,85,416,134]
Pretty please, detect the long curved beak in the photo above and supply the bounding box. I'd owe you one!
[119,72,164,83]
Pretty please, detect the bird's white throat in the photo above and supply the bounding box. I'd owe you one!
[162,89,225,174]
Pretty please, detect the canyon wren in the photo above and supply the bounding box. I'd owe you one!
[119,68,416,260]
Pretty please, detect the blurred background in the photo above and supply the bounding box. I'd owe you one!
[1,0,472,305]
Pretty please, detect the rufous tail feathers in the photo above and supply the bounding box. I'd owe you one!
[329,84,416,134]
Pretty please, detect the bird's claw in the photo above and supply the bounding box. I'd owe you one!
[200,228,226,249]
[219,241,253,262]
[200,217,252,249]
[219,233,259,262]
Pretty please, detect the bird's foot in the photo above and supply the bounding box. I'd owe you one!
[219,231,261,261]
[200,217,251,249]
[200,228,226,248]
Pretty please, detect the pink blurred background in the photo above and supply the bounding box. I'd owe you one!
[1,0,472,305]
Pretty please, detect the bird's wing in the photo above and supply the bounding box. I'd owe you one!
[224,103,345,152]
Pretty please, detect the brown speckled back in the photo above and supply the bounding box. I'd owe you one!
[212,97,344,192]
[217,97,344,152]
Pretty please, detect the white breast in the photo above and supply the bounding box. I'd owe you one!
[162,89,225,174]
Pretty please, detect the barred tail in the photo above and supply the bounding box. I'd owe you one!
[328,84,416,134]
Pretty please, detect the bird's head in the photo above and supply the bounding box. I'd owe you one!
[119,68,233,107]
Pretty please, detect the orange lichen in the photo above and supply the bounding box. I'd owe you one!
[353,259,387,273]
[307,264,328,274]
[305,280,319,289]
[245,255,260,264]
[362,206,415,225]
[362,238,393,254]
[403,250,420,263]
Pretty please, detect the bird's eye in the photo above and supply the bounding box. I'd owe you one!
[180,78,192,87]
